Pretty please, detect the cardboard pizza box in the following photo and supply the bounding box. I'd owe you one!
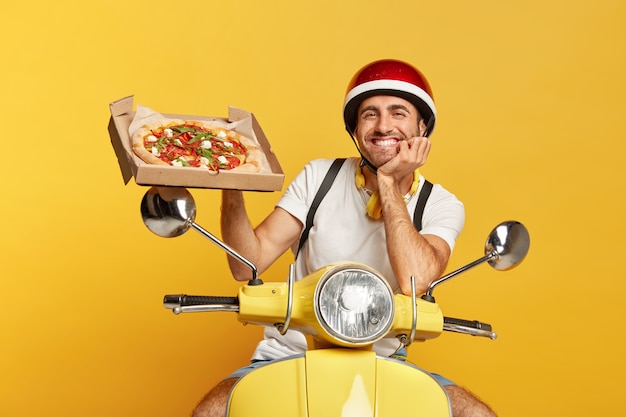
[108,96,285,191]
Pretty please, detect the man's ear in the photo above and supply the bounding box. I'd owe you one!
[418,118,428,137]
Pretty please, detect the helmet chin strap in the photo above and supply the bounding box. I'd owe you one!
[346,128,378,174]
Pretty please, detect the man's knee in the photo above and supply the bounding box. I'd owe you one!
[445,385,497,417]
[192,378,238,417]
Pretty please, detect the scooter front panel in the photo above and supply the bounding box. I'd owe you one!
[225,349,451,417]
[376,358,452,416]
[306,349,378,416]
[226,356,308,417]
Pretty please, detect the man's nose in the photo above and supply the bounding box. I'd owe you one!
[376,113,394,133]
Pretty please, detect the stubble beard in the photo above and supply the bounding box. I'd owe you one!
[359,133,408,169]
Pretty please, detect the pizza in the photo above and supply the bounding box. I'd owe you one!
[131,119,263,172]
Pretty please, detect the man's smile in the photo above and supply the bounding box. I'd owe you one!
[371,137,401,147]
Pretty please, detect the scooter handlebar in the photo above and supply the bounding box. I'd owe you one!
[443,316,497,340]
[163,294,240,314]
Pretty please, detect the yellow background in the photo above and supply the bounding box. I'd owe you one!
[1,0,625,415]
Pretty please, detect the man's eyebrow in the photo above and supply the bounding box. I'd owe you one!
[388,104,411,112]
[359,105,379,114]
[359,104,412,115]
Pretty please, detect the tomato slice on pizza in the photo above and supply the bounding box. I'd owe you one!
[132,119,263,172]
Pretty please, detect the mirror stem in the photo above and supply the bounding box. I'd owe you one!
[422,251,498,302]
[190,222,262,285]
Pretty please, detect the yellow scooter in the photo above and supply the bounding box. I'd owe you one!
[140,187,530,417]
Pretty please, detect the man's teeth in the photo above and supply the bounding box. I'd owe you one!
[373,139,397,146]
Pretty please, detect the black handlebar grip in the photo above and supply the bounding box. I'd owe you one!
[443,316,493,332]
[163,294,239,307]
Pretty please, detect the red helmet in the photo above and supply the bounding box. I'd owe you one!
[343,59,437,136]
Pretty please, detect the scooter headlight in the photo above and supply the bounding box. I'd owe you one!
[314,265,394,345]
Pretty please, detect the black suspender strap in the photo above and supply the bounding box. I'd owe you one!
[412,179,433,231]
[296,158,347,257]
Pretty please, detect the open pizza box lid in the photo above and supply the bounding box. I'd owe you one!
[108,96,285,191]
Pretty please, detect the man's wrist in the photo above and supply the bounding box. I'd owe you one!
[377,171,400,195]
[221,189,244,210]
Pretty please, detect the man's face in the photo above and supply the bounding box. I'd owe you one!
[354,95,426,168]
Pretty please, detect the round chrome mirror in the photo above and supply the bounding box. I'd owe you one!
[140,187,196,237]
[485,221,530,271]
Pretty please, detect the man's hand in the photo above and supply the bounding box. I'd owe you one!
[377,136,431,182]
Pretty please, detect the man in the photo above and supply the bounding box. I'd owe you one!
[193,59,496,417]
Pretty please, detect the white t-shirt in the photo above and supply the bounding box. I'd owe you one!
[251,157,465,360]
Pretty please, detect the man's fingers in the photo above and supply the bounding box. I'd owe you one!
[404,137,430,167]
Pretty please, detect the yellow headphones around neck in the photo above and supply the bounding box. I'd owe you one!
[355,161,420,220]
